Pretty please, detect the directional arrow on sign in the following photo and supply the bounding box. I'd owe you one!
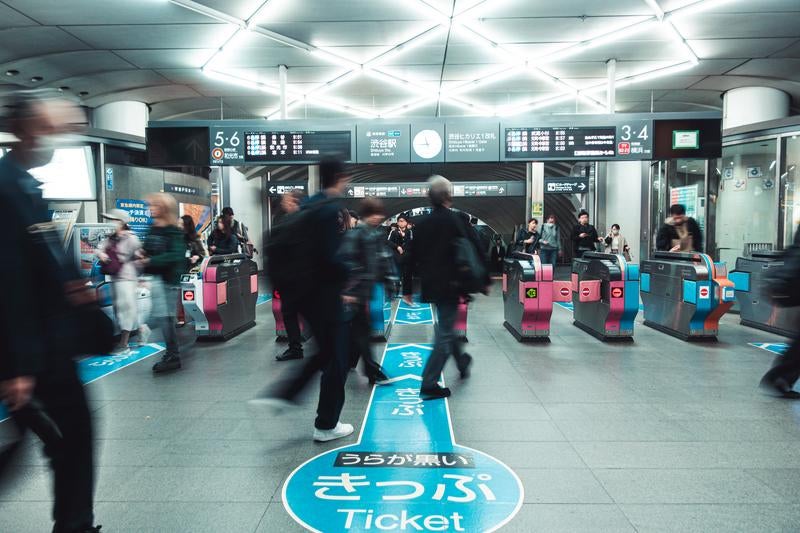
[578,183,587,191]
[269,186,277,194]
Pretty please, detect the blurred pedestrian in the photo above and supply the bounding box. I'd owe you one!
[181,214,206,269]
[348,210,359,229]
[342,197,391,384]
[138,192,186,373]
[515,218,540,254]
[489,234,506,274]
[539,214,561,267]
[0,93,108,533]
[572,210,601,259]
[270,191,306,361]
[388,214,414,297]
[656,204,703,253]
[222,206,255,258]
[96,209,144,353]
[405,176,489,400]
[256,157,354,442]
[604,223,632,261]
[207,216,239,255]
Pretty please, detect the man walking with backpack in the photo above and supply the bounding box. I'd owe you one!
[258,157,354,442]
[404,176,489,400]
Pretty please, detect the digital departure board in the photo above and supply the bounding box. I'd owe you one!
[505,127,617,159]
[243,130,351,163]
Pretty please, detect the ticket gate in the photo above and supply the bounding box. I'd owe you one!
[640,252,735,340]
[570,252,640,340]
[271,289,310,341]
[730,251,800,337]
[181,254,258,340]
[502,252,555,341]
[455,297,468,341]
[369,283,395,341]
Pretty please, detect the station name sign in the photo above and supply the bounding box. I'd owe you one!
[344,181,524,199]
[147,113,719,167]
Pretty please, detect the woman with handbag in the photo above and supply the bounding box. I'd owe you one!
[96,209,144,355]
[603,224,632,261]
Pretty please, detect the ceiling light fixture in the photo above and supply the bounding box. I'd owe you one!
[30,76,43,83]
[663,21,699,64]
[643,0,665,19]
[5,69,19,77]
[666,0,736,21]
[310,48,362,70]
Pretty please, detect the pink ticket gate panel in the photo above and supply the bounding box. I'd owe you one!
[502,252,554,341]
[455,297,468,341]
[271,289,308,341]
[181,253,258,341]
[570,252,640,340]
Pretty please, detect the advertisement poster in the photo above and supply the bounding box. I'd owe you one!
[669,185,698,218]
[180,202,213,234]
[51,208,80,249]
[73,223,116,278]
[116,198,152,236]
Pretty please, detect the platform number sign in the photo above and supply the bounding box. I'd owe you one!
[209,127,244,165]
[616,120,652,159]
[526,287,538,299]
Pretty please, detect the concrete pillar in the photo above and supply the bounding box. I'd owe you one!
[308,165,320,196]
[279,65,288,120]
[603,160,644,261]
[92,101,149,138]
[529,162,544,220]
[606,59,617,114]
[723,87,790,130]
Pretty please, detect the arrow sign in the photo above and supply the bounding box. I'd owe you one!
[578,183,587,191]
[283,344,523,532]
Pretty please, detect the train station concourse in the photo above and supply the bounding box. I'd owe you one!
[1,1,800,532]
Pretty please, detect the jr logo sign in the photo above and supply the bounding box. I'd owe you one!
[283,344,523,532]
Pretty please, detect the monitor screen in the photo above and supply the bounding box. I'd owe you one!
[29,146,96,200]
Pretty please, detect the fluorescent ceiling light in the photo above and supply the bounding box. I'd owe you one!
[364,25,447,67]
[409,0,452,26]
[663,21,699,64]
[310,48,362,70]
[365,69,437,94]
[667,0,736,20]
[615,61,696,87]
[643,0,666,19]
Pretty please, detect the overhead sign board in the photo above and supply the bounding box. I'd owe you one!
[266,181,308,197]
[209,126,244,165]
[411,123,445,163]
[445,122,500,162]
[345,181,524,199]
[244,130,351,163]
[544,177,590,194]
[357,125,410,163]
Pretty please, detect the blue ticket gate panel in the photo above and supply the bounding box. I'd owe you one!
[570,252,640,340]
[730,251,800,337]
[369,283,396,341]
[181,254,258,340]
[640,252,735,340]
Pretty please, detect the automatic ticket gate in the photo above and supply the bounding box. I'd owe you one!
[730,251,800,337]
[369,283,395,341]
[271,289,309,341]
[502,252,555,341]
[569,252,640,340]
[640,252,735,340]
[181,253,258,340]
[455,297,468,341]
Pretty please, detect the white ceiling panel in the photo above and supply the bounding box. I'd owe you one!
[253,0,431,23]
[711,0,800,13]
[0,27,89,63]
[727,59,800,82]
[215,46,332,69]
[259,20,436,47]
[113,49,216,70]
[691,75,800,98]
[689,38,798,59]
[2,0,211,24]
[478,16,652,45]
[85,84,200,107]
[545,61,679,79]
[674,13,800,40]
[0,3,36,28]
[770,39,800,58]
[54,70,175,96]
[64,24,234,50]
[1,51,135,85]
[622,75,709,90]
[563,40,688,63]
[468,0,653,18]
[192,0,266,20]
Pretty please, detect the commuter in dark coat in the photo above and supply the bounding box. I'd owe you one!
[388,214,414,296]
[515,218,540,254]
[207,216,239,255]
[0,94,104,533]
[656,204,703,253]
[571,210,602,258]
[489,234,506,273]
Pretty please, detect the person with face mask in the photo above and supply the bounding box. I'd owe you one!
[0,94,106,533]
[539,214,561,268]
[656,204,703,253]
[604,224,631,261]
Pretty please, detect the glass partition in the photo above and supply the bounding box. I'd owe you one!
[781,135,800,246]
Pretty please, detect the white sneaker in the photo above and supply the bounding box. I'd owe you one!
[112,347,132,356]
[313,422,354,442]
[138,324,151,346]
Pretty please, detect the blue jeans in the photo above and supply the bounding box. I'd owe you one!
[539,248,558,267]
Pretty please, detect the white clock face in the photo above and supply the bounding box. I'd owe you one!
[413,129,443,160]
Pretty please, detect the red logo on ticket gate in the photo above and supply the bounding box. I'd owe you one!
[560,287,570,297]
[611,287,623,298]
[183,290,195,302]
[618,142,631,155]
[699,287,710,299]
[581,287,590,297]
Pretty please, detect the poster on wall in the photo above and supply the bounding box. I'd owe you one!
[73,223,116,278]
[180,203,213,235]
[733,177,747,192]
[116,199,152,236]
[51,208,80,249]
[669,185,699,218]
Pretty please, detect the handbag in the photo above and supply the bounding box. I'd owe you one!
[100,239,122,276]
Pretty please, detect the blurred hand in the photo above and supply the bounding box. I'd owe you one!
[482,285,491,296]
[210,246,217,252]
[63,279,97,306]
[190,255,200,264]
[0,376,36,411]
[669,245,681,252]
[97,252,109,263]
[342,295,358,305]
[579,233,587,238]
[397,247,403,255]
[403,295,414,306]
[524,238,533,244]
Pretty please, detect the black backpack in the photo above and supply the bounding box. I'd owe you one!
[452,214,487,294]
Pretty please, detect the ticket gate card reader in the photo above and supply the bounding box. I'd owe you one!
[181,253,258,340]
[730,251,800,337]
[570,252,640,341]
[640,252,735,341]
[503,252,554,341]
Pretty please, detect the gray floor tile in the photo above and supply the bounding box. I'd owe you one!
[0,501,53,533]
[500,503,636,532]
[620,503,800,532]
[254,502,308,532]
[746,469,800,502]
[459,441,587,469]
[448,401,551,421]
[455,419,565,442]
[95,501,268,533]
[554,418,696,442]
[573,442,736,469]
[516,468,613,503]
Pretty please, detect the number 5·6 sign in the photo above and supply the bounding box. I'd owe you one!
[210,127,244,165]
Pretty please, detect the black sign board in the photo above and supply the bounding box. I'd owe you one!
[147,126,210,167]
[506,126,617,160]
[266,181,308,197]
[544,177,590,194]
[244,131,351,163]
[345,181,524,199]
[164,183,200,196]
[653,119,721,160]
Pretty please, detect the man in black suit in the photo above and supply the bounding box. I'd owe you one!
[405,176,489,399]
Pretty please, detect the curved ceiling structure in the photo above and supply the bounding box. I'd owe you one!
[0,0,798,121]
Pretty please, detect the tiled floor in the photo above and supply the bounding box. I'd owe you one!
[1,284,799,532]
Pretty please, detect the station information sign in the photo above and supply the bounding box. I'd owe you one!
[266,181,308,198]
[445,123,500,162]
[345,181,524,199]
[356,125,410,163]
[244,130,351,163]
[506,126,617,159]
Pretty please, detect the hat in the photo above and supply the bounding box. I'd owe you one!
[101,208,131,224]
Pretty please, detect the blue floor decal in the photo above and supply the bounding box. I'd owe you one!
[750,342,789,356]
[257,294,272,306]
[283,343,524,532]
[0,343,164,423]
[395,301,435,325]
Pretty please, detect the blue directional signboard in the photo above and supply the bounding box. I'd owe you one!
[395,301,435,325]
[283,344,524,532]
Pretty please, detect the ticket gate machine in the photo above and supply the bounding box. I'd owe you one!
[181,253,258,340]
[271,289,309,341]
[569,253,640,340]
[502,252,555,341]
[640,252,735,340]
[730,251,800,337]
[369,283,395,341]
[455,298,468,341]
